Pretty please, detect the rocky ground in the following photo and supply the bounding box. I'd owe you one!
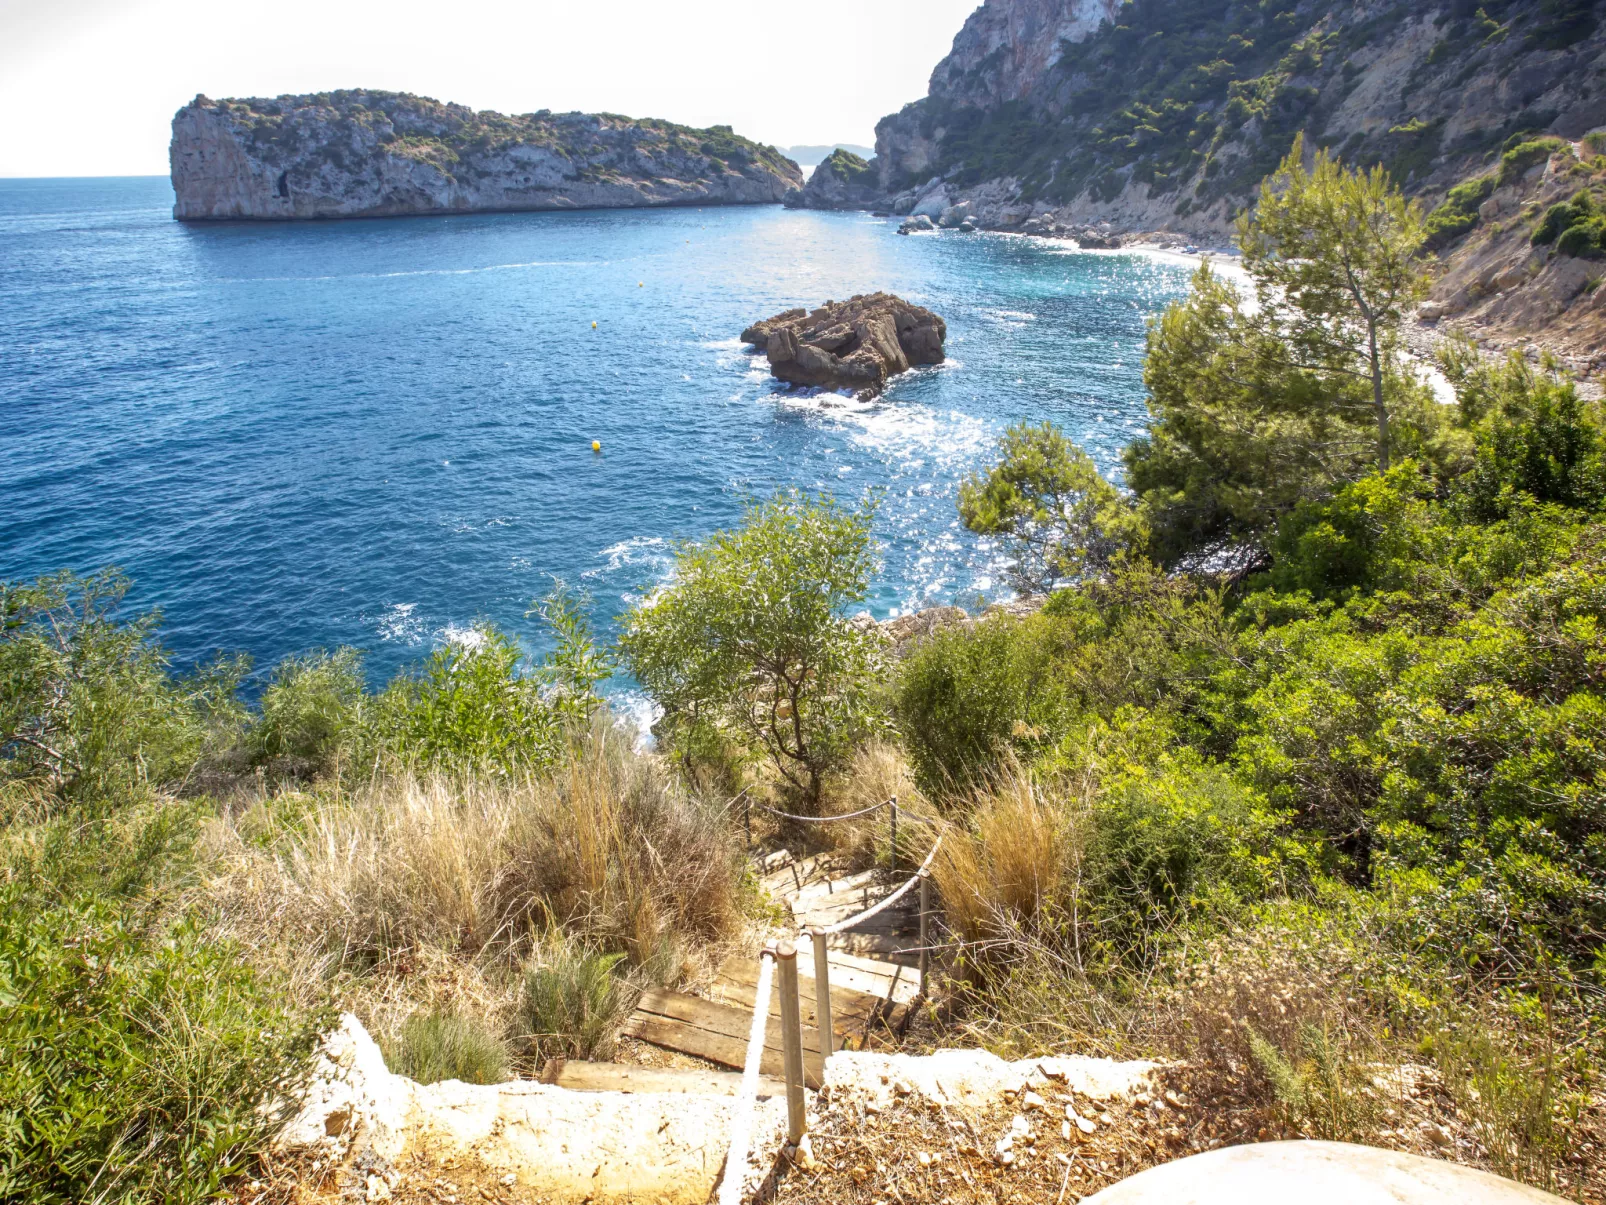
[768,1042,1606,1205]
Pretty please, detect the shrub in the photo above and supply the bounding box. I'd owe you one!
[1454,353,1606,518]
[371,592,607,776]
[381,1010,507,1085]
[1432,1018,1580,1191]
[1422,172,1494,248]
[0,892,323,1204]
[1532,189,1594,245]
[1247,1022,1381,1142]
[958,421,1146,593]
[1498,137,1567,187]
[249,646,365,776]
[522,938,628,1063]
[621,491,886,810]
[894,614,1069,798]
[1087,751,1304,953]
[1555,214,1606,258]
[0,569,245,806]
[1531,188,1605,258]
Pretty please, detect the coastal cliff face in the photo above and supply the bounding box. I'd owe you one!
[170,91,802,221]
[926,0,1121,110]
[791,0,1604,239]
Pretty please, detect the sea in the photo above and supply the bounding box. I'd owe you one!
[0,175,1199,707]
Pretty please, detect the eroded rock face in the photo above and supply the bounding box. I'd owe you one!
[786,147,880,211]
[170,91,802,221]
[741,293,946,394]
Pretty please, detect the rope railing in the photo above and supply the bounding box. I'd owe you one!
[715,946,777,1205]
[714,833,947,1202]
[820,833,943,936]
[748,794,895,824]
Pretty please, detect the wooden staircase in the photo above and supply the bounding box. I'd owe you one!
[611,850,925,1090]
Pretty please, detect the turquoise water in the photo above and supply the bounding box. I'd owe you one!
[0,176,1194,694]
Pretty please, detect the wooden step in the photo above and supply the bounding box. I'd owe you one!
[822,931,923,967]
[717,952,917,1016]
[543,1059,787,1098]
[707,970,889,1040]
[787,867,881,905]
[621,989,828,1087]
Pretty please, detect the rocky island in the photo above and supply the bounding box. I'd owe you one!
[169,91,802,221]
[741,293,946,395]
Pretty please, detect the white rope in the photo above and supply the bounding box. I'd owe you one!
[717,947,777,1205]
[821,835,944,936]
[751,795,895,823]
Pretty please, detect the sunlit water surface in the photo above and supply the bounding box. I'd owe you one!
[1,177,1198,704]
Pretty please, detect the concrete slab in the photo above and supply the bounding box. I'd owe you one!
[1081,1140,1568,1205]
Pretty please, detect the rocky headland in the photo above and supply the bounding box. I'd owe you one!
[783,0,1606,375]
[169,91,802,221]
[741,294,946,395]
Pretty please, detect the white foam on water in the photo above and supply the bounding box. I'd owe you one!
[442,623,488,652]
[584,534,672,580]
[610,690,664,752]
[375,602,425,645]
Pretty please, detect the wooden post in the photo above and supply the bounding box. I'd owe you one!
[776,941,806,1144]
[918,874,931,998]
[744,793,751,848]
[889,795,899,872]
[810,927,833,1072]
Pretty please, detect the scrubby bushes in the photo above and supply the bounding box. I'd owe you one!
[0,561,741,1199]
[0,891,324,1204]
[1532,188,1606,259]
[621,490,886,810]
[1424,172,1494,248]
[893,269,1606,1188]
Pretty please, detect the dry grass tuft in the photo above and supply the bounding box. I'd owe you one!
[200,721,746,1060]
[930,763,1085,947]
[817,742,939,868]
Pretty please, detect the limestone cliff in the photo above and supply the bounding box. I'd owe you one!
[170,91,802,221]
[792,0,1604,240]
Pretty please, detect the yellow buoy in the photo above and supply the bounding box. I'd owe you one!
[592,440,602,453]
[638,281,644,287]
[591,321,597,329]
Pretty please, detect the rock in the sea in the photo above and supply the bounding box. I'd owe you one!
[741,293,946,394]
[898,214,937,234]
[170,91,802,221]
[785,147,880,210]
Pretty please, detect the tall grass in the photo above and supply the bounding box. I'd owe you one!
[380,1009,509,1086]
[522,938,629,1063]
[209,722,742,967]
[930,764,1084,949]
[203,721,745,1069]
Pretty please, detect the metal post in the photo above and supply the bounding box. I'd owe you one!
[889,795,898,872]
[811,927,834,1071]
[776,941,806,1144]
[918,874,931,998]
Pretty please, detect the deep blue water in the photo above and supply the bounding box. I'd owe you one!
[0,176,1195,700]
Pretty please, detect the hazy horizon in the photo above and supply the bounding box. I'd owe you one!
[0,0,977,178]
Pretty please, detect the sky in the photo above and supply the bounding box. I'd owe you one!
[0,0,980,177]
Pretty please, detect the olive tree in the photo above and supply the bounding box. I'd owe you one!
[619,491,883,810]
[959,421,1146,593]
